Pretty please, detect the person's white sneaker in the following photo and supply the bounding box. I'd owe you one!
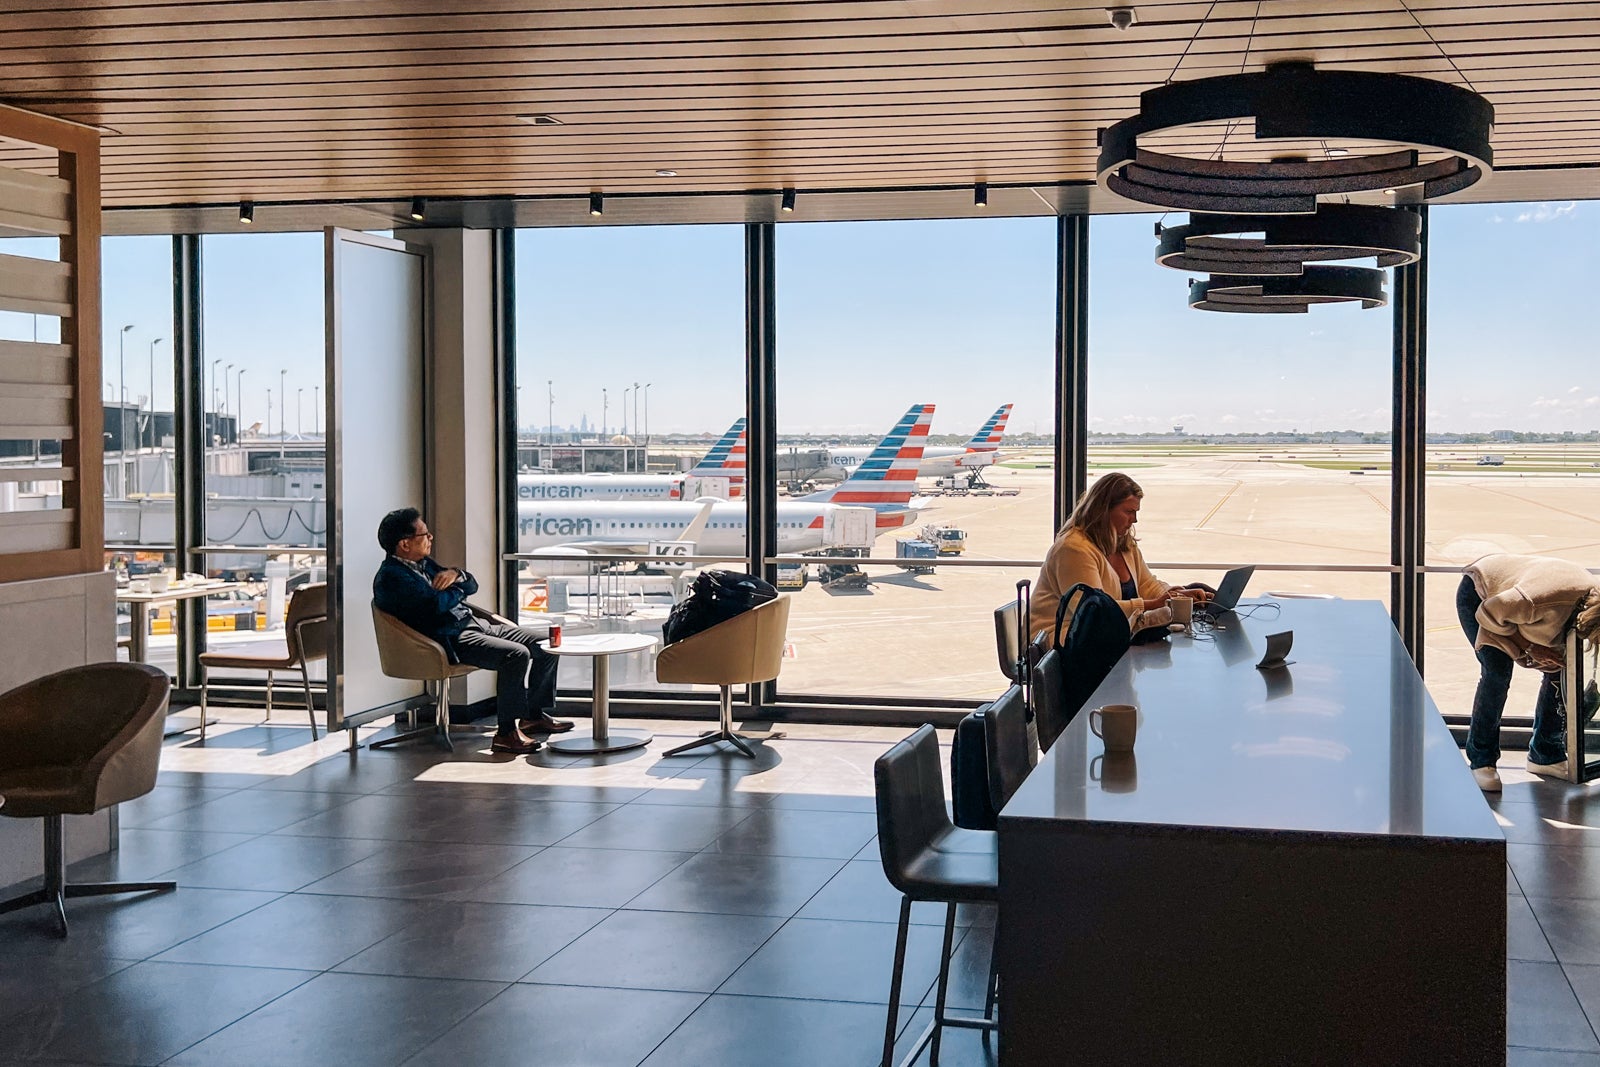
[1472,766,1502,792]
[1527,758,1569,780]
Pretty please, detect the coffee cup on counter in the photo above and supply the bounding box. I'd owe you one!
[148,572,171,593]
[1090,751,1139,793]
[1169,595,1193,627]
[1089,703,1139,752]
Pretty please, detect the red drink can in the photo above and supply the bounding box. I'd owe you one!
[549,623,562,648]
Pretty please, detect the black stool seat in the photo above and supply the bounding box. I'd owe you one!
[874,724,1000,1067]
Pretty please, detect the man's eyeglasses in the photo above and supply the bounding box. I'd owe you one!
[404,529,433,542]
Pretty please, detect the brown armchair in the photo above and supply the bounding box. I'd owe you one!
[367,604,485,751]
[0,662,175,936]
[197,581,328,741]
[656,595,791,758]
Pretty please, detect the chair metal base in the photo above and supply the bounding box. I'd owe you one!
[882,898,997,1067]
[366,680,475,752]
[0,815,176,937]
[661,685,784,759]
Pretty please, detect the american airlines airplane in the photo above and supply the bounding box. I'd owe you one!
[517,418,746,501]
[818,403,1012,481]
[517,403,934,570]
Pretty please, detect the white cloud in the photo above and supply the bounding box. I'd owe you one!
[1220,414,1240,424]
[1531,397,1563,409]
[1570,386,1584,395]
[1490,213,1505,224]
[1585,396,1600,408]
[1515,201,1577,224]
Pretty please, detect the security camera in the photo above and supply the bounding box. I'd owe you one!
[1107,6,1137,30]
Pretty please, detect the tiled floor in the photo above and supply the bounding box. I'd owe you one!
[0,712,993,1067]
[2,711,1596,1065]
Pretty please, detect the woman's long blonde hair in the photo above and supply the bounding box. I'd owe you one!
[1063,472,1143,557]
[1577,588,1600,648]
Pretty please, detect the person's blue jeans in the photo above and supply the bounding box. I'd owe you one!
[1457,575,1564,769]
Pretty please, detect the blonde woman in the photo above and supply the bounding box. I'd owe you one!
[1029,472,1211,642]
[1459,553,1600,792]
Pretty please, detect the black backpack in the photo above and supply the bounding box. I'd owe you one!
[662,570,778,646]
[1038,583,1131,731]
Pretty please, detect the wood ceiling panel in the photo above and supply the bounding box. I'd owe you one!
[0,1,1590,219]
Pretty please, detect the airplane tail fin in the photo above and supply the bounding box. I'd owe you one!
[674,417,747,499]
[964,403,1013,452]
[802,403,934,514]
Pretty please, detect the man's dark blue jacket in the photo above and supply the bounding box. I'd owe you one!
[373,556,478,661]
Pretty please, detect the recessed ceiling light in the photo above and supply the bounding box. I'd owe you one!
[655,169,678,177]
[518,114,564,126]
[1327,147,1351,158]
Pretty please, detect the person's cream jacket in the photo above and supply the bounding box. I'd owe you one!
[1466,553,1595,663]
[1030,527,1170,641]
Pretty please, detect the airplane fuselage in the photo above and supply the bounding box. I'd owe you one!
[516,498,907,556]
[516,474,681,501]
[818,445,996,481]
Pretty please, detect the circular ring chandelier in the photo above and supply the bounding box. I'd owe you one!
[1099,62,1494,213]
[1188,266,1387,314]
[1155,204,1422,276]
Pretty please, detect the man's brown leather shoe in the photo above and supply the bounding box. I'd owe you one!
[520,713,575,734]
[490,732,542,754]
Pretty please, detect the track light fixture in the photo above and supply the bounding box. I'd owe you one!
[1097,61,1494,213]
[974,183,988,209]
[780,188,796,213]
[238,201,254,225]
[409,197,427,221]
[589,192,603,217]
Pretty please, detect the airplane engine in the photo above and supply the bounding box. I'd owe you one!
[518,546,601,577]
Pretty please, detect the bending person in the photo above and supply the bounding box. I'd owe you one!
[373,507,572,755]
[1459,552,1600,792]
[1029,472,1211,643]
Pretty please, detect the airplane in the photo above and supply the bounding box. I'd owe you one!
[516,418,746,501]
[517,403,933,571]
[816,403,1012,481]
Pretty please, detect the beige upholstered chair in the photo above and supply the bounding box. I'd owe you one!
[197,581,327,741]
[656,595,791,758]
[0,662,175,937]
[368,604,480,751]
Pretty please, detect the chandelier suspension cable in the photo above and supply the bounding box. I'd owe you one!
[1395,0,1478,93]
[1213,1,1263,161]
[1164,0,1221,84]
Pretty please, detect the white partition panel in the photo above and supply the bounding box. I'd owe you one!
[325,229,428,729]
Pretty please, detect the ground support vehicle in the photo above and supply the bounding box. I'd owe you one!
[894,538,938,574]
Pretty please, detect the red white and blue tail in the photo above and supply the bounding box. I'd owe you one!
[964,403,1012,453]
[675,417,747,498]
[802,404,933,524]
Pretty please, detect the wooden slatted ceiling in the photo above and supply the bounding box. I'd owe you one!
[0,0,1594,213]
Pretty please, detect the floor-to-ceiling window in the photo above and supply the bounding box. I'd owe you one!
[1087,212,1395,606]
[197,232,327,681]
[1425,200,1600,721]
[774,217,1056,700]
[512,224,745,695]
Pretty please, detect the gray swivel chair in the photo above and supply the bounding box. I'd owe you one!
[0,663,175,936]
[368,605,480,751]
[874,724,999,1067]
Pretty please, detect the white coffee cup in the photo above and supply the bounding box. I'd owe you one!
[148,572,171,593]
[1089,703,1138,752]
[130,580,150,595]
[1169,595,1193,626]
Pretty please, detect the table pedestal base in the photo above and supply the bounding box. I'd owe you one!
[548,729,653,755]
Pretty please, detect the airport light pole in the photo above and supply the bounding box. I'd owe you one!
[224,362,234,422]
[117,325,133,493]
[267,390,273,456]
[643,382,651,449]
[210,359,221,416]
[140,337,163,493]
[622,385,631,436]
[602,388,608,439]
[314,384,320,436]
[279,368,287,458]
[236,368,247,434]
[297,387,303,438]
[547,380,554,448]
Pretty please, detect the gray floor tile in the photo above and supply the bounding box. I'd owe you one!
[155,891,427,970]
[246,753,436,793]
[639,992,889,1067]
[335,900,605,981]
[1530,898,1600,966]
[625,850,845,917]
[765,790,879,814]
[140,787,361,835]
[720,917,944,1006]
[1492,800,1600,847]
[707,807,878,859]
[1510,960,1600,1052]
[796,860,953,927]
[1561,964,1600,1041]
[457,846,694,909]
[630,776,776,809]
[64,827,257,883]
[381,779,648,806]
[524,908,784,992]
[166,971,504,1067]
[273,792,619,847]
[554,802,754,852]
[1509,1049,1600,1066]
[0,886,279,961]
[160,833,386,892]
[892,1005,1001,1067]
[117,785,243,828]
[1513,893,1558,962]
[404,982,705,1067]
[0,955,136,1026]
[1512,844,1600,900]
[2,960,312,1064]
[299,840,538,899]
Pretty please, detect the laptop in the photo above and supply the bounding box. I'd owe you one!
[1197,565,1256,618]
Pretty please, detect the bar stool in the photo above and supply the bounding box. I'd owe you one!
[874,724,998,1067]
[983,684,1036,813]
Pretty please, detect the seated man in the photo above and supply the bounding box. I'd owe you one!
[373,507,572,754]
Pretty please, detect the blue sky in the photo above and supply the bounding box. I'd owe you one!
[2,201,1594,438]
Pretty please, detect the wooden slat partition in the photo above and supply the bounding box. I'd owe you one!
[0,104,100,584]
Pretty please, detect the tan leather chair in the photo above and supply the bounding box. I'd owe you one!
[0,662,175,937]
[368,604,482,751]
[197,581,327,742]
[656,595,791,758]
